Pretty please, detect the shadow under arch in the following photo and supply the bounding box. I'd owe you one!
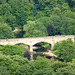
[33,41,52,52]
[15,43,28,45]
[33,41,54,60]
[14,43,29,52]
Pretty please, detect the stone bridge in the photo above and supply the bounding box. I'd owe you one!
[0,35,74,60]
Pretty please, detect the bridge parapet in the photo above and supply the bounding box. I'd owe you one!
[0,35,74,46]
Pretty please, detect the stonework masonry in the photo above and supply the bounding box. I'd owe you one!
[0,35,74,60]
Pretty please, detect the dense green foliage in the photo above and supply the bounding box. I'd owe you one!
[0,45,24,56]
[10,55,29,65]
[0,40,74,75]
[23,21,48,37]
[0,23,15,39]
[0,0,75,38]
[0,0,75,75]
[0,54,29,74]
[53,39,75,62]
[0,66,10,75]
[0,54,75,75]
[0,39,75,74]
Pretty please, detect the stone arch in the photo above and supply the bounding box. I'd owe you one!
[14,43,28,45]
[33,41,51,46]
[33,41,52,51]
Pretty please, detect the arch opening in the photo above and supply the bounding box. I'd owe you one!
[15,43,32,60]
[15,43,29,52]
[33,42,52,60]
[33,42,52,52]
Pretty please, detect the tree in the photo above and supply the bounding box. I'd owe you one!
[56,65,75,75]
[64,10,75,19]
[0,23,15,39]
[53,39,75,62]
[37,0,57,10]
[0,45,24,56]
[0,3,16,29]
[0,0,7,4]
[49,15,62,35]
[57,0,66,5]
[47,25,56,36]
[0,66,10,75]
[10,55,29,65]
[52,7,61,16]
[33,68,55,75]
[34,11,45,19]
[35,17,51,28]
[0,54,19,74]
[8,0,31,28]
[49,61,75,75]
[15,64,33,75]
[66,0,75,8]
[60,16,75,35]
[0,16,5,23]
[23,21,48,37]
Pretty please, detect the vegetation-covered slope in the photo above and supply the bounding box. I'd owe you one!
[0,0,75,38]
[0,1,75,74]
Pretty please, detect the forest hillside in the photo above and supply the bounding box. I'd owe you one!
[0,0,75,38]
[0,0,75,75]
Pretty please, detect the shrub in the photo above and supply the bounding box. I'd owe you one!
[0,45,24,56]
[72,59,75,64]
[10,55,29,65]
[15,64,33,75]
[0,54,19,74]
[32,58,50,70]
[0,66,10,75]
[33,68,55,75]
[53,39,75,62]
[56,65,75,75]
[50,62,68,72]
[0,23,15,39]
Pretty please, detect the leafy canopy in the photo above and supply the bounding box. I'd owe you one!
[53,39,75,62]
[0,23,15,39]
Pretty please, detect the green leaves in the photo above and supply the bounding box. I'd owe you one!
[56,65,75,75]
[0,23,15,39]
[8,0,31,27]
[0,66,10,75]
[10,55,29,65]
[0,54,75,75]
[0,0,74,37]
[0,45,24,56]
[23,21,48,37]
[0,54,18,74]
[53,39,75,62]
